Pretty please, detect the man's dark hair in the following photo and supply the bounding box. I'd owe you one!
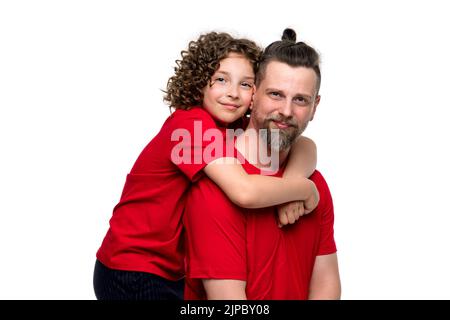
[256,28,321,94]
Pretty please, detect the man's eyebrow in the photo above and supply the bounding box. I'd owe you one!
[265,88,312,99]
[265,87,283,92]
[294,93,313,100]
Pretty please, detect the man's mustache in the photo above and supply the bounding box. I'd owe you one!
[265,115,298,128]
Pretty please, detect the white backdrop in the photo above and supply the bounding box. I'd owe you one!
[1,0,449,299]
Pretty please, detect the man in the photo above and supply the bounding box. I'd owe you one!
[183,28,341,299]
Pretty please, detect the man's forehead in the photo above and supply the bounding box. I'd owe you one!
[260,61,317,94]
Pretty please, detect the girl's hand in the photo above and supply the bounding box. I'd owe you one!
[277,200,305,228]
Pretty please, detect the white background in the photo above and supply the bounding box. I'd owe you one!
[1,0,449,299]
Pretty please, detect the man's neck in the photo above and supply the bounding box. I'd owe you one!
[235,123,289,170]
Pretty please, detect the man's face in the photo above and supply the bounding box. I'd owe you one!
[251,61,320,151]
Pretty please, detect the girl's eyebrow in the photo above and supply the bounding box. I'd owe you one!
[214,70,230,76]
[216,70,255,80]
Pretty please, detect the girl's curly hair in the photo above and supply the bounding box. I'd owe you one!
[164,32,262,110]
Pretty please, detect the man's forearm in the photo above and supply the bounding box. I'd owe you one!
[203,279,247,300]
[308,280,341,300]
[308,254,341,300]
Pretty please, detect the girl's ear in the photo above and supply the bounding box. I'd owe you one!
[249,89,255,110]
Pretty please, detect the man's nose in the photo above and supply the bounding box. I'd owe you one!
[279,101,293,118]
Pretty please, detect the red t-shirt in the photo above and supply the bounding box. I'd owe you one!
[184,159,337,299]
[96,107,225,281]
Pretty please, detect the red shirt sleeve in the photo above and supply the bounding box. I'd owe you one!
[169,108,225,182]
[312,171,337,256]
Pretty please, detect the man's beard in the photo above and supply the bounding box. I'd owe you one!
[260,114,306,152]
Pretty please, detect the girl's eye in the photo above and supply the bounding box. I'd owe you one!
[241,82,253,88]
[210,77,227,87]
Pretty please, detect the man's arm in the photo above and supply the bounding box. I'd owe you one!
[202,279,247,300]
[308,253,341,300]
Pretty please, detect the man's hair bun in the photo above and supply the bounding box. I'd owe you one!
[281,28,296,42]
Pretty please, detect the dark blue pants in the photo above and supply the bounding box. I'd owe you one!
[93,260,184,300]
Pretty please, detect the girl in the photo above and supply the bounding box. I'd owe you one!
[94,31,318,300]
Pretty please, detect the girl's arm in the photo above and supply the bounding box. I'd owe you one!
[203,136,318,209]
[277,137,319,226]
[284,136,317,179]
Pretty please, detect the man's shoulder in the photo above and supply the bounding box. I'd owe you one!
[310,170,333,208]
[310,169,322,179]
[310,170,328,187]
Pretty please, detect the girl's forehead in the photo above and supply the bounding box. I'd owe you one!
[218,53,253,67]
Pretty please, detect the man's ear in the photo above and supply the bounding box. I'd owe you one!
[310,95,320,121]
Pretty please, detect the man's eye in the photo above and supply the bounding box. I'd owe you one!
[294,97,310,105]
[270,92,281,97]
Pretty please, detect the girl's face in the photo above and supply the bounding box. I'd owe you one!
[202,53,255,125]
